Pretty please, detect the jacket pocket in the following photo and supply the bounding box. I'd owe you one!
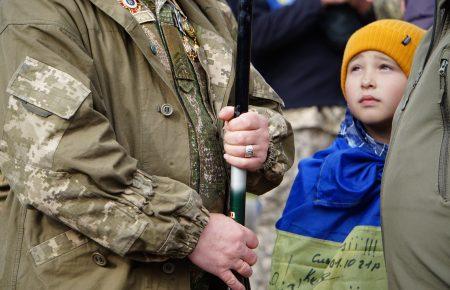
[438,51,450,203]
[30,229,89,266]
[2,56,90,169]
[29,229,114,290]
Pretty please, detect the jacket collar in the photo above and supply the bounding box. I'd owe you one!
[87,0,235,114]
[88,0,177,96]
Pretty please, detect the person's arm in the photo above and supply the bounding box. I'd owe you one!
[0,22,209,261]
[245,66,295,193]
[216,0,295,194]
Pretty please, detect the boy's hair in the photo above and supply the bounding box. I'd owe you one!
[340,19,426,93]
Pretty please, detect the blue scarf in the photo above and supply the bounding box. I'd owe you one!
[276,110,387,242]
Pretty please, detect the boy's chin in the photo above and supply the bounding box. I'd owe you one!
[358,117,393,131]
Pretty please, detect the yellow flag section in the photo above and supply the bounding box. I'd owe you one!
[269,226,387,290]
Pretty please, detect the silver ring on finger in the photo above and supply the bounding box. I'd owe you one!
[244,145,254,158]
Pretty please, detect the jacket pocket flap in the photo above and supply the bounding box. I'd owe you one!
[6,56,90,120]
[30,229,89,266]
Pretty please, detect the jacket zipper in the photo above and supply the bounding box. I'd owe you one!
[439,58,449,202]
[400,71,423,111]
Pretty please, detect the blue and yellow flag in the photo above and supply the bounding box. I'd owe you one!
[270,111,388,290]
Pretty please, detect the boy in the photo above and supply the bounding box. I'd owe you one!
[269,20,425,290]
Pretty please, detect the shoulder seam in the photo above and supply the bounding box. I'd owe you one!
[0,21,82,45]
[0,22,88,57]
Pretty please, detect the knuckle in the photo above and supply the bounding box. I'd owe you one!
[251,112,260,121]
[229,241,241,253]
[238,262,251,277]
[234,230,244,242]
[237,132,248,145]
[224,275,238,287]
[260,129,270,141]
[241,117,252,129]
[237,242,247,254]
[249,251,258,265]
[223,132,231,142]
[239,228,248,240]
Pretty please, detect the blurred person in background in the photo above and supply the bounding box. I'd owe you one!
[226,0,376,288]
[374,0,434,29]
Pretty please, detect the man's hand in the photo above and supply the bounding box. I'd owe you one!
[188,213,259,290]
[219,106,270,172]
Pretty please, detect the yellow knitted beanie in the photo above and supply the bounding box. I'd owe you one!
[341,19,426,93]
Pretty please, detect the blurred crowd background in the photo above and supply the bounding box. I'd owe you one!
[223,0,434,288]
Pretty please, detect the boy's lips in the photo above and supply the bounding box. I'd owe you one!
[359,95,380,105]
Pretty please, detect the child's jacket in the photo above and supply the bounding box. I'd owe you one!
[270,111,388,290]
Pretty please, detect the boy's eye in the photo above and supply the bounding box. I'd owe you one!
[380,64,393,70]
[350,65,361,72]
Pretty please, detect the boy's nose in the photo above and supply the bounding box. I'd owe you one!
[361,73,375,88]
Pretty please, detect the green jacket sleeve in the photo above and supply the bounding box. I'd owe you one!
[246,66,295,194]
[0,23,208,261]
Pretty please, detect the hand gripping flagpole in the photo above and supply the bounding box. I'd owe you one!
[228,0,253,288]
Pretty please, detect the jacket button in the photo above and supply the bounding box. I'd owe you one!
[92,252,107,267]
[160,104,174,117]
[150,44,158,55]
[162,262,175,274]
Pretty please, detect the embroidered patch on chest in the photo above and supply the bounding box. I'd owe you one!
[118,0,142,13]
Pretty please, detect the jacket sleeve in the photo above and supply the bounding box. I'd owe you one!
[0,23,208,261]
[226,0,322,54]
[216,0,295,194]
[246,66,295,194]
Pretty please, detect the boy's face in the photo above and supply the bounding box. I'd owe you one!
[345,50,407,129]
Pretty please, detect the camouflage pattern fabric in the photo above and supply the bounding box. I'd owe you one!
[0,0,294,288]
[0,54,209,258]
[30,230,89,266]
[131,1,227,288]
[6,56,90,120]
[159,3,227,214]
